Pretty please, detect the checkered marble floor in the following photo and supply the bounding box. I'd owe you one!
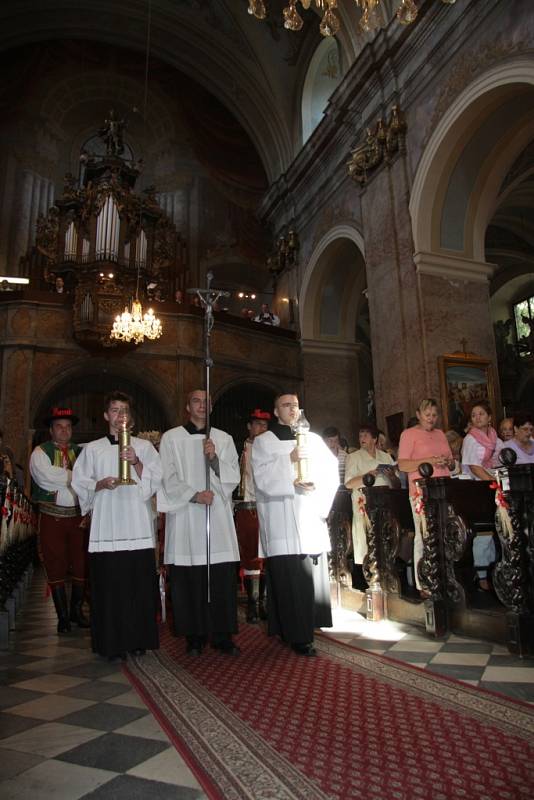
[2,574,534,799]
[322,604,534,703]
[0,571,207,800]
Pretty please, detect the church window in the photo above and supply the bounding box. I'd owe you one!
[514,296,534,355]
[301,38,342,144]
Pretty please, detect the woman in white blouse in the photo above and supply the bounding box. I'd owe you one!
[344,424,395,588]
[461,401,503,591]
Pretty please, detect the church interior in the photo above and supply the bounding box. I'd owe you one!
[1,1,534,798]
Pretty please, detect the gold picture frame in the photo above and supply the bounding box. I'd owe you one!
[438,353,496,431]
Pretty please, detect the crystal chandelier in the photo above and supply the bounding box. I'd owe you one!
[109,0,163,347]
[247,0,456,38]
[110,299,162,344]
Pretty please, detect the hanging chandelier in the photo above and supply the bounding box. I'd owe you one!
[109,0,163,347]
[248,0,457,37]
[110,299,162,344]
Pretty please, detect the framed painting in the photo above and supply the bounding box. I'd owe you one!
[438,353,495,431]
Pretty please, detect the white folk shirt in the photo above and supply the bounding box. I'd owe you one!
[251,430,339,557]
[30,447,79,507]
[158,426,240,566]
[72,436,162,552]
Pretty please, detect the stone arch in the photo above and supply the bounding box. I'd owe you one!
[211,378,280,448]
[410,59,534,264]
[31,357,175,445]
[299,224,366,342]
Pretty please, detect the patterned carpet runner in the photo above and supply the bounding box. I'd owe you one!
[124,622,534,800]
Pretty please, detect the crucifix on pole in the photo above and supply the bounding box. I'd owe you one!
[187,272,230,602]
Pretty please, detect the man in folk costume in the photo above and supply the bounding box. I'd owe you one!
[72,392,161,660]
[158,389,241,656]
[235,408,271,623]
[30,407,89,633]
[251,392,339,656]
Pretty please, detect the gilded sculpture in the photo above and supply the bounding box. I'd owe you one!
[347,105,407,185]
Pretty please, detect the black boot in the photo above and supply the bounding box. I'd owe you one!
[258,574,267,620]
[70,583,90,628]
[244,576,259,623]
[51,585,71,634]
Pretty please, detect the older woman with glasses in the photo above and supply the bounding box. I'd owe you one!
[505,411,534,464]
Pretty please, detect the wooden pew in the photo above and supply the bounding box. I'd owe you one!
[360,463,534,655]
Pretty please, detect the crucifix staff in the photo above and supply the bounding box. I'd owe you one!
[187,271,229,602]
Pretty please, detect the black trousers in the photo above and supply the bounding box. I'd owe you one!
[168,562,238,639]
[266,553,332,645]
[89,548,159,658]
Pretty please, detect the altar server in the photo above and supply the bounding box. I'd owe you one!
[158,389,241,656]
[251,392,338,656]
[72,391,161,660]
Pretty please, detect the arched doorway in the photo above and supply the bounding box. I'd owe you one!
[212,381,277,451]
[33,370,172,446]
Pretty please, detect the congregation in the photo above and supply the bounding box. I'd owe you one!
[2,390,532,662]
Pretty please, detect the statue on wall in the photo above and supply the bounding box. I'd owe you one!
[99,109,126,156]
[35,206,60,263]
[366,389,376,422]
[520,315,534,356]
[494,319,514,362]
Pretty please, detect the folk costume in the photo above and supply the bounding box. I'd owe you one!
[30,407,88,633]
[72,435,161,658]
[235,409,271,623]
[251,420,339,654]
[158,422,241,654]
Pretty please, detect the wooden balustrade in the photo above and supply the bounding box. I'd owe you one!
[358,464,534,656]
[0,475,37,648]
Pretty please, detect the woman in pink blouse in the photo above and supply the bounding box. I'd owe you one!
[398,398,454,596]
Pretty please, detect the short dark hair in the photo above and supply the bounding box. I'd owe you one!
[322,426,340,439]
[359,424,378,440]
[274,392,299,411]
[513,410,534,428]
[104,391,133,412]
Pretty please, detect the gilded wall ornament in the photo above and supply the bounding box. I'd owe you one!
[347,106,407,185]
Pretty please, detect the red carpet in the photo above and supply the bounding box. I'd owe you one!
[124,622,534,800]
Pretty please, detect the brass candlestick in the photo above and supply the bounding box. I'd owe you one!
[118,419,136,485]
[291,409,315,490]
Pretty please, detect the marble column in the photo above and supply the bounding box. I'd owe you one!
[361,158,498,426]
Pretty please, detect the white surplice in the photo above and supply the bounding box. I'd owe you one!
[72,436,162,553]
[158,426,240,566]
[251,430,339,556]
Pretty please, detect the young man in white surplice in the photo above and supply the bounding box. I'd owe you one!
[251,393,339,657]
[72,392,161,660]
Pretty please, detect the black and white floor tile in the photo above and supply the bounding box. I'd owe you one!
[2,571,534,799]
[325,606,534,703]
[0,571,206,800]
